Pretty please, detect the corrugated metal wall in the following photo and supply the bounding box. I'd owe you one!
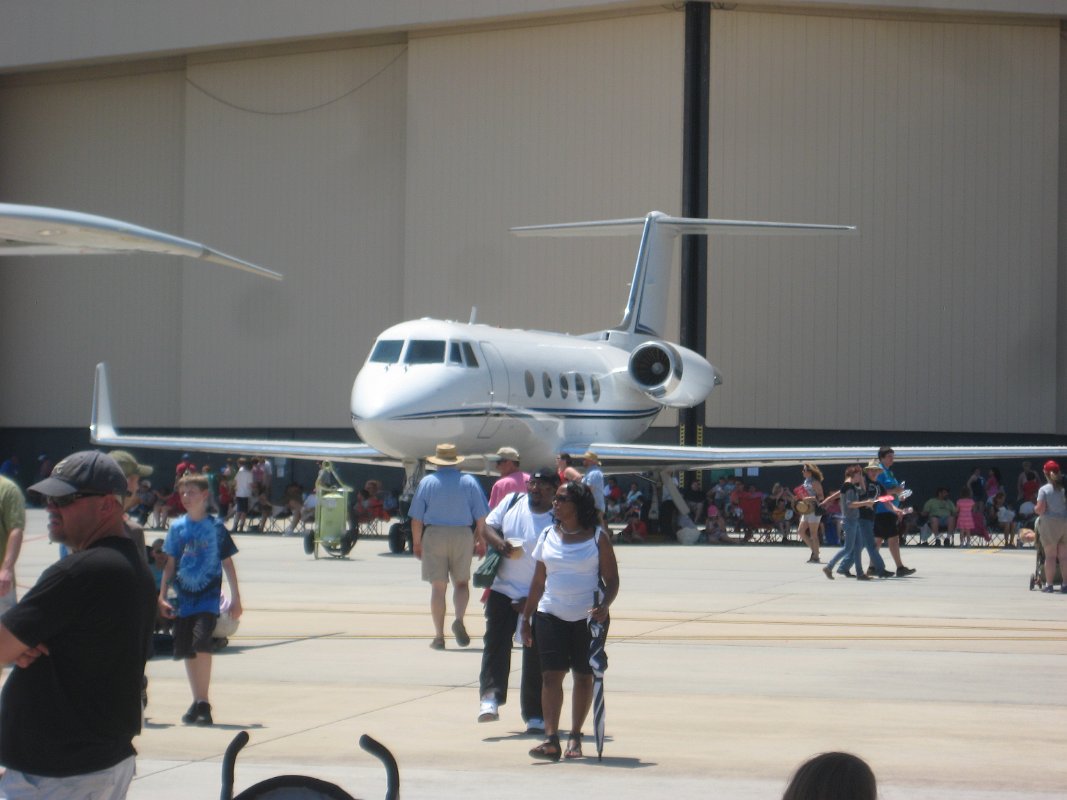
[0,68,187,426]
[404,12,683,335]
[179,43,408,427]
[706,10,1060,434]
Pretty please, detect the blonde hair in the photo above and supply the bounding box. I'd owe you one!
[803,463,824,481]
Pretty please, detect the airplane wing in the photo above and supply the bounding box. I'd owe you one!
[575,442,1067,474]
[90,363,393,466]
[0,203,281,280]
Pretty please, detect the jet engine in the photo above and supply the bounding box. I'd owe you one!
[626,341,720,408]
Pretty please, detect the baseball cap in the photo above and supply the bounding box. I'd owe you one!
[1044,460,1061,473]
[490,446,520,462]
[109,449,154,478]
[28,451,128,498]
[528,466,561,486]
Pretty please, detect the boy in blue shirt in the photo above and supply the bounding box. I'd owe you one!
[159,474,242,725]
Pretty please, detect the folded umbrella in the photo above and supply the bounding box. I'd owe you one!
[587,587,610,761]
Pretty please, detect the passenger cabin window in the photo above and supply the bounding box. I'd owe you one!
[559,373,569,399]
[462,342,479,368]
[524,370,535,397]
[369,340,403,364]
[404,340,446,364]
[591,375,601,403]
[574,374,585,401]
[449,342,464,365]
[543,372,552,398]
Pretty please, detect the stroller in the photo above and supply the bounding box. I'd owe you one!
[1028,518,1063,591]
[221,732,399,800]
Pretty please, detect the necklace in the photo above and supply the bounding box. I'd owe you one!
[557,523,582,536]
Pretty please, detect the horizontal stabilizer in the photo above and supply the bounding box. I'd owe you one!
[511,213,856,237]
[0,203,281,280]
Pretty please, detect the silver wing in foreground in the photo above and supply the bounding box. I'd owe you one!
[0,203,281,280]
[90,363,390,466]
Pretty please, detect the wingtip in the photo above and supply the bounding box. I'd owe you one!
[90,361,117,444]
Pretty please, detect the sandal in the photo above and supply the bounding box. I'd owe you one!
[529,734,561,762]
[565,732,583,759]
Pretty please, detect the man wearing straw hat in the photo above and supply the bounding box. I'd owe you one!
[410,444,490,650]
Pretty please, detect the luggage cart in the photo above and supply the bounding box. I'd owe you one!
[304,462,357,559]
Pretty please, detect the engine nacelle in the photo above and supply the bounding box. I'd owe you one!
[627,341,721,408]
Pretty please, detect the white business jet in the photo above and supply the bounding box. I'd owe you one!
[4,202,1066,535]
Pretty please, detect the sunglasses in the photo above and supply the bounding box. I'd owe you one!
[46,492,106,508]
[552,494,574,503]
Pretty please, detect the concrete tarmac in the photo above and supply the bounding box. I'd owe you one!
[6,510,1066,799]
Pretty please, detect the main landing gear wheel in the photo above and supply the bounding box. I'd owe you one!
[388,522,410,554]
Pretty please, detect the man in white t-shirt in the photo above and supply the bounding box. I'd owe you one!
[233,459,254,532]
[476,466,557,732]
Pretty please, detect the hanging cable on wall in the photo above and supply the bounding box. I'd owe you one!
[184,45,407,116]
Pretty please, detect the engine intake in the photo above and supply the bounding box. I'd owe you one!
[627,341,719,408]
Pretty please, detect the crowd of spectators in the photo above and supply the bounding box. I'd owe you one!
[611,461,1045,547]
[115,454,398,536]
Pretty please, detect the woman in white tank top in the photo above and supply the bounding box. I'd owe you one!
[522,481,619,761]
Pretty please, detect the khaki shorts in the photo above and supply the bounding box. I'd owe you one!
[421,525,475,584]
[1038,515,1067,549]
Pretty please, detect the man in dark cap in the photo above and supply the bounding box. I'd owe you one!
[0,451,156,798]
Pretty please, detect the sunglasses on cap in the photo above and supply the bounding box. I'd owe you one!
[46,492,107,508]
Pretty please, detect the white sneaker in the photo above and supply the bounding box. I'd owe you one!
[525,717,545,734]
[478,699,499,722]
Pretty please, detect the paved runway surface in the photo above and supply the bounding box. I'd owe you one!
[6,509,1066,798]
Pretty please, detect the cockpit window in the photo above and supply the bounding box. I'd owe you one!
[448,342,463,365]
[461,342,479,368]
[404,340,446,364]
[369,339,403,363]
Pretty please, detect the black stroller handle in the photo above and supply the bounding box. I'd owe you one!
[221,730,251,800]
[220,730,398,800]
[359,734,400,800]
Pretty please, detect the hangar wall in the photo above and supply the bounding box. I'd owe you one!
[178,43,408,427]
[0,68,187,426]
[704,10,1060,434]
[403,13,683,341]
[1,3,1064,440]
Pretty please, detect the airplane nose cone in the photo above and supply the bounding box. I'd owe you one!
[351,364,483,457]
[351,368,410,423]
